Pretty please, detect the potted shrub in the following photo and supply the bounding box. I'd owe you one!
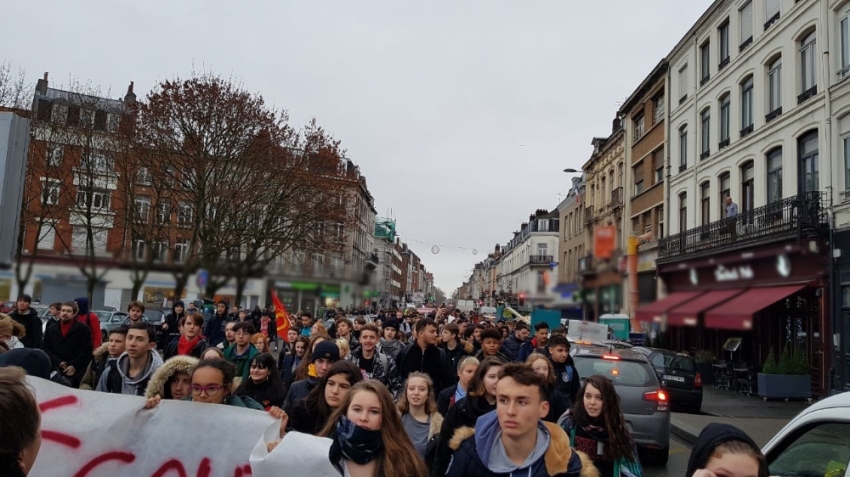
[694,350,716,385]
[758,344,811,400]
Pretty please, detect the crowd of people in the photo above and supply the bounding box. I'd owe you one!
[0,294,770,477]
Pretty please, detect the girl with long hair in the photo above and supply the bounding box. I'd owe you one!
[294,334,328,382]
[320,380,428,477]
[559,374,641,477]
[279,335,309,389]
[235,353,287,411]
[526,352,568,422]
[288,360,362,435]
[396,372,443,464]
[431,356,504,477]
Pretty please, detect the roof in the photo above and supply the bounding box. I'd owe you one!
[619,59,668,116]
[36,87,126,113]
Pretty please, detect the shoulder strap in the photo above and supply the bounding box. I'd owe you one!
[106,361,121,394]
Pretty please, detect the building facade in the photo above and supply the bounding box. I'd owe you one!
[557,176,586,287]
[496,209,560,307]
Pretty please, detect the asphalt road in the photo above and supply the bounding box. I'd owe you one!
[644,436,692,477]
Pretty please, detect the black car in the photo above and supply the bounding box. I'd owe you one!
[633,347,702,413]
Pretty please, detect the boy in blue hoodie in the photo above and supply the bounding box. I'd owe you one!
[445,362,597,477]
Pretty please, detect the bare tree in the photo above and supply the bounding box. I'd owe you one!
[0,60,32,109]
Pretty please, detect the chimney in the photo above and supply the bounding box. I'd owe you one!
[612,116,621,132]
[36,72,49,94]
[124,81,136,103]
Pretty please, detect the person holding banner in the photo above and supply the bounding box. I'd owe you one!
[0,367,42,477]
[163,358,264,409]
[145,355,198,401]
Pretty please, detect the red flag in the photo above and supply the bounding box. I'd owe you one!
[271,290,291,342]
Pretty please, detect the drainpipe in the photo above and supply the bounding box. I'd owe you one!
[628,235,640,331]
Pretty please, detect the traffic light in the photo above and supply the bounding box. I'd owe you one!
[518,293,525,307]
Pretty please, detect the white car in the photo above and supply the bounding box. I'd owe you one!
[763,391,850,477]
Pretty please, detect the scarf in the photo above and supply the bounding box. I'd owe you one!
[178,335,201,356]
[308,363,318,378]
[329,415,384,465]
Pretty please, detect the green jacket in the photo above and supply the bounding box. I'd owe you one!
[223,343,260,381]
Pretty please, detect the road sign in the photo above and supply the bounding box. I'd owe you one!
[196,269,209,289]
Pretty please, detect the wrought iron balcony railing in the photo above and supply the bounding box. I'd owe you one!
[658,191,826,260]
[529,255,554,266]
[611,187,623,208]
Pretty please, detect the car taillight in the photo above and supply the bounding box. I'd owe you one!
[644,390,669,412]
[695,372,702,389]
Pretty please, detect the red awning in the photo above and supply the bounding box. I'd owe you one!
[667,289,747,327]
[704,285,806,330]
[635,291,704,323]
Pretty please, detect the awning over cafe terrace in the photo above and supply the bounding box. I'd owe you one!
[703,285,806,330]
[635,291,703,324]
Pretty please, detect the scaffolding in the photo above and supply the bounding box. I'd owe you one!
[375,217,397,242]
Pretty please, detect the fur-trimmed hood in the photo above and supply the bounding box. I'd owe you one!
[144,355,198,399]
[92,342,110,360]
[462,340,474,355]
[449,416,599,477]
[430,411,444,440]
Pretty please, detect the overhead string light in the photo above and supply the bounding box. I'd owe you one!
[402,237,480,256]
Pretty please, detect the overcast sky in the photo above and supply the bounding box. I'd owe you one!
[2,1,713,294]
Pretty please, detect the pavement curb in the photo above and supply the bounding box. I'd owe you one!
[670,416,702,447]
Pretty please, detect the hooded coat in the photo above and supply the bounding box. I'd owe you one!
[145,355,199,399]
[80,343,113,390]
[431,394,497,477]
[445,410,599,477]
[74,297,102,348]
[96,349,164,396]
[164,300,186,338]
[685,423,767,477]
[8,306,42,349]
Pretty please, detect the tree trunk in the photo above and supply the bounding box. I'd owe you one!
[173,276,189,304]
[234,273,248,310]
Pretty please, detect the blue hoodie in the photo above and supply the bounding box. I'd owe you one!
[75,297,90,315]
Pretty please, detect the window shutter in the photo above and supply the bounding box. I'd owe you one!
[740,1,753,41]
[765,0,780,21]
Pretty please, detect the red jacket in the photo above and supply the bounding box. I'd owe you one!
[77,312,102,348]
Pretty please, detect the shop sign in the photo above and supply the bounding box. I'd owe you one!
[715,264,754,282]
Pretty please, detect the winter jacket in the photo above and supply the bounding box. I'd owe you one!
[402,411,444,467]
[552,357,581,407]
[377,337,404,360]
[284,376,318,412]
[73,298,102,348]
[440,340,473,380]
[396,342,454,394]
[474,349,511,364]
[223,343,260,381]
[145,355,199,399]
[346,348,401,396]
[8,308,42,349]
[431,394,497,477]
[80,343,112,390]
[445,410,598,477]
[287,397,328,435]
[42,320,93,386]
[204,313,228,347]
[500,333,524,361]
[164,301,186,341]
[437,384,467,416]
[545,388,569,424]
[236,378,286,411]
[278,353,301,390]
[163,336,209,361]
[96,349,164,396]
[518,339,545,363]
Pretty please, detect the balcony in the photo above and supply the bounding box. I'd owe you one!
[529,255,554,267]
[578,254,593,275]
[658,192,826,261]
[366,253,379,270]
[610,187,623,209]
[585,206,594,225]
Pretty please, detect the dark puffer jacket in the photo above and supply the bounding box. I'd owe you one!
[430,394,496,477]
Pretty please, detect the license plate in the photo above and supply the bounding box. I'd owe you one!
[665,375,685,382]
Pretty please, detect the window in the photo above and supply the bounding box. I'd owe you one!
[71,227,108,254]
[634,163,645,195]
[765,0,780,30]
[679,126,688,171]
[767,57,782,119]
[700,41,711,84]
[701,182,711,226]
[768,423,850,477]
[107,113,120,132]
[37,222,56,251]
[76,189,111,211]
[155,203,170,224]
[799,131,819,194]
[47,144,63,167]
[679,65,688,103]
[653,148,664,184]
[799,31,817,102]
[633,113,645,141]
[741,162,754,214]
[845,134,850,191]
[741,76,754,136]
[152,242,168,262]
[134,197,150,223]
[767,147,783,203]
[740,1,753,50]
[718,21,730,69]
[679,193,687,233]
[537,244,548,257]
[700,109,711,159]
[719,94,731,148]
[133,240,146,261]
[174,240,189,264]
[719,172,731,217]
[80,109,94,129]
[653,93,665,123]
[41,179,61,205]
[177,202,192,226]
[136,167,152,185]
[842,13,850,77]
[85,151,113,173]
[656,205,664,239]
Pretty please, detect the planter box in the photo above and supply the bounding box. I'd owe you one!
[758,373,811,400]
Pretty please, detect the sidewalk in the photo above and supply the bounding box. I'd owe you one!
[670,386,813,447]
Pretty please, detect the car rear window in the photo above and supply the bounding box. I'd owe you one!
[651,354,695,372]
[574,357,656,387]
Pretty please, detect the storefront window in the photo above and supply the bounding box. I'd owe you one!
[0,279,11,302]
[144,287,186,309]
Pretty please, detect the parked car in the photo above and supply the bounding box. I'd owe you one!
[32,306,51,332]
[570,346,671,466]
[144,309,168,348]
[1,301,15,313]
[94,310,129,343]
[763,391,850,477]
[633,347,702,413]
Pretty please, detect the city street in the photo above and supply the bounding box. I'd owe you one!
[645,436,692,477]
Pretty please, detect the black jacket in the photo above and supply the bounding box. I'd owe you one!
[287,398,327,435]
[204,313,228,347]
[437,384,459,416]
[431,395,496,477]
[396,342,454,393]
[8,308,43,349]
[42,320,93,380]
[552,357,581,407]
[278,353,301,390]
[501,333,524,361]
[439,340,473,381]
[284,376,318,412]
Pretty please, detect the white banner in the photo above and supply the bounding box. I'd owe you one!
[249,428,338,477]
[28,377,277,477]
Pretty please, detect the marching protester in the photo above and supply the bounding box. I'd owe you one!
[437,356,479,415]
[279,335,308,389]
[475,328,511,363]
[439,323,472,379]
[0,367,42,477]
[122,300,146,327]
[288,360,363,435]
[252,333,270,354]
[44,303,61,331]
[205,301,230,348]
[42,301,92,388]
[527,352,569,423]
[336,338,351,361]
[397,372,443,463]
[334,316,359,351]
[201,346,225,361]
[686,423,768,477]
[8,295,42,349]
[224,322,260,382]
[279,327,300,356]
[299,313,313,337]
[546,335,581,407]
[162,300,186,346]
[377,319,404,360]
[347,324,401,395]
[432,356,505,477]
[163,313,208,360]
[146,359,263,409]
[519,321,551,362]
[73,297,102,349]
[500,320,529,361]
[396,318,454,394]
[293,334,330,382]
[0,313,26,350]
[96,322,163,395]
[80,327,127,390]
[285,339,340,410]
[144,355,198,401]
[445,362,597,477]
[559,375,641,477]
[218,321,237,350]
[235,353,287,411]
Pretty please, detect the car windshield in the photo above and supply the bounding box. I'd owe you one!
[769,422,850,477]
[574,357,655,387]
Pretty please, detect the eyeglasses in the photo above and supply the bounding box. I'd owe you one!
[250,364,267,370]
[190,384,223,395]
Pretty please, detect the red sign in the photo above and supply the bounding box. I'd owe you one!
[594,226,616,259]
